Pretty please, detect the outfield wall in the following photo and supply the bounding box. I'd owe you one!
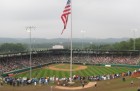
[1,62,140,77]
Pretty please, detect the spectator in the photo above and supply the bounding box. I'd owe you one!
[138,87,140,91]
[81,80,85,88]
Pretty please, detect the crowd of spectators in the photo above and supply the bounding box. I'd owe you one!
[0,52,140,73]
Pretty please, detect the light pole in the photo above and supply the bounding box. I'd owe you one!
[132,29,137,50]
[81,30,86,50]
[26,26,35,79]
[90,42,93,49]
[33,39,36,52]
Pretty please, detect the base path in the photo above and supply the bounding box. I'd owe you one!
[55,82,97,90]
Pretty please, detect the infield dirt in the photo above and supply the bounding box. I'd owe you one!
[47,64,87,71]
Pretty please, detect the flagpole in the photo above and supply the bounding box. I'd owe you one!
[70,0,73,82]
[61,0,73,83]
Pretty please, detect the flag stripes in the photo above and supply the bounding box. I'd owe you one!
[61,0,71,34]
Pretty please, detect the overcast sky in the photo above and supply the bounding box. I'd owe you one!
[0,0,140,39]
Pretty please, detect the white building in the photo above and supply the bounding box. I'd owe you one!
[52,45,64,49]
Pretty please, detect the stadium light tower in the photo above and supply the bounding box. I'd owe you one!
[131,29,137,50]
[81,30,86,49]
[26,26,35,79]
[90,42,93,49]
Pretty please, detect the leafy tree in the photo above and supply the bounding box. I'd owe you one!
[0,43,27,53]
[85,38,140,51]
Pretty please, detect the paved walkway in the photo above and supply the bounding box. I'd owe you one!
[55,82,97,90]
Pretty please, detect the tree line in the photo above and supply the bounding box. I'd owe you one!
[0,38,140,53]
[87,38,140,51]
[0,43,27,53]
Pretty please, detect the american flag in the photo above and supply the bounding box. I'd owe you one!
[61,0,71,34]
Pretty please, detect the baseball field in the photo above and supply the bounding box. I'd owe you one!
[1,63,140,91]
[14,63,137,78]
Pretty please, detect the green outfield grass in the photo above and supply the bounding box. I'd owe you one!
[14,64,137,78]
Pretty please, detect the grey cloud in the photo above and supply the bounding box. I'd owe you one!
[0,0,140,38]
